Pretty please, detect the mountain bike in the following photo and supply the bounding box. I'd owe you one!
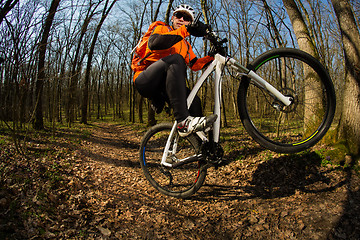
[139,22,336,198]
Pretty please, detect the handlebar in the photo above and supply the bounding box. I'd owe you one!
[205,30,228,57]
[192,13,228,57]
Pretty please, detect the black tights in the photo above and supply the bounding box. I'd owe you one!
[134,54,202,121]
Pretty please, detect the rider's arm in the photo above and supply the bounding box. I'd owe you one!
[189,56,214,71]
[187,45,214,71]
[148,25,190,50]
[148,24,213,70]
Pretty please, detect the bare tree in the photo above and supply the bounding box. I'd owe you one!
[67,1,101,126]
[0,0,19,24]
[331,0,360,156]
[261,0,284,48]
[81,0,117,124]
[33,0,61,130]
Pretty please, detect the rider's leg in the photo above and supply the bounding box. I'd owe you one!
[162,54,189,121]
[135,54,216,136]
[134,59,167,112]
[135,54,191,121]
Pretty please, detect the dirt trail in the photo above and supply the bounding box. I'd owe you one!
[60,122,359,239]
[3,122,358,239]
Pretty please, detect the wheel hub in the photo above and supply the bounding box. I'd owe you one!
[273,88,298,113]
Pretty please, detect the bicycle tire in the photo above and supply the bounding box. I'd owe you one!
[238,48,336,153]
[139,123,207,198]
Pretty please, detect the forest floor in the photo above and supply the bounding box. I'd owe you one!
[1,121,360,239]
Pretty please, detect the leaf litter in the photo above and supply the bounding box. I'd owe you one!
[0,122,359,239]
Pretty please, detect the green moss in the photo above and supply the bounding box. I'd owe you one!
[320,127,338,145]
[321,141,349,166]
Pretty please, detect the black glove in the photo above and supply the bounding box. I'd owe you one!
[208,45,227,57]
[186,21,209,37]
[208,47,216,57]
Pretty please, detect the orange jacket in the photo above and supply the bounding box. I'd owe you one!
[133,24,213,81]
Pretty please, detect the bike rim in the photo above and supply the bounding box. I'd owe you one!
[142,128,202,194]
[245,53,333,147]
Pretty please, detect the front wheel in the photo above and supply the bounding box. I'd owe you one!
[139,123,207,198]
[238,48,336,153]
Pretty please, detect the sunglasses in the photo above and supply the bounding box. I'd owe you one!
[173,12,192,22]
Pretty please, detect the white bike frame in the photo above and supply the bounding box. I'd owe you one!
[160,53,293,167]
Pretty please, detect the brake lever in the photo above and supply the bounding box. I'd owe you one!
[193,12,202,25]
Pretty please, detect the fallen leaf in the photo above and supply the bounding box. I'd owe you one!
[98,226,111,237]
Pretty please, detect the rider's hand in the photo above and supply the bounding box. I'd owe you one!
[208,46,227,57]
[208,47,216,57]
[186,21,209,37]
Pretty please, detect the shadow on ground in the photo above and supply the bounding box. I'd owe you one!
[196,151,360,239]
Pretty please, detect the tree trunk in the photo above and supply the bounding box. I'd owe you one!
[68,2,100,125]
[139,96,144,123]
[282,0,323,134]
[81,0,117,124]
[331,0,360,156]
[152,0,163,22]
[164,0,175,24]
[33,0,61,130]
[282,0,318,57]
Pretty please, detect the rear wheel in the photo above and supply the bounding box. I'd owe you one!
[139,123,207,198]
[238,48,336,153]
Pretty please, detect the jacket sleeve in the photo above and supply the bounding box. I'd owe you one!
[187,44,214,71]
[189,56,214,71]
[148,25,190,50]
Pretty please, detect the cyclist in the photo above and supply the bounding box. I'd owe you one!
[133,4,217,137]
